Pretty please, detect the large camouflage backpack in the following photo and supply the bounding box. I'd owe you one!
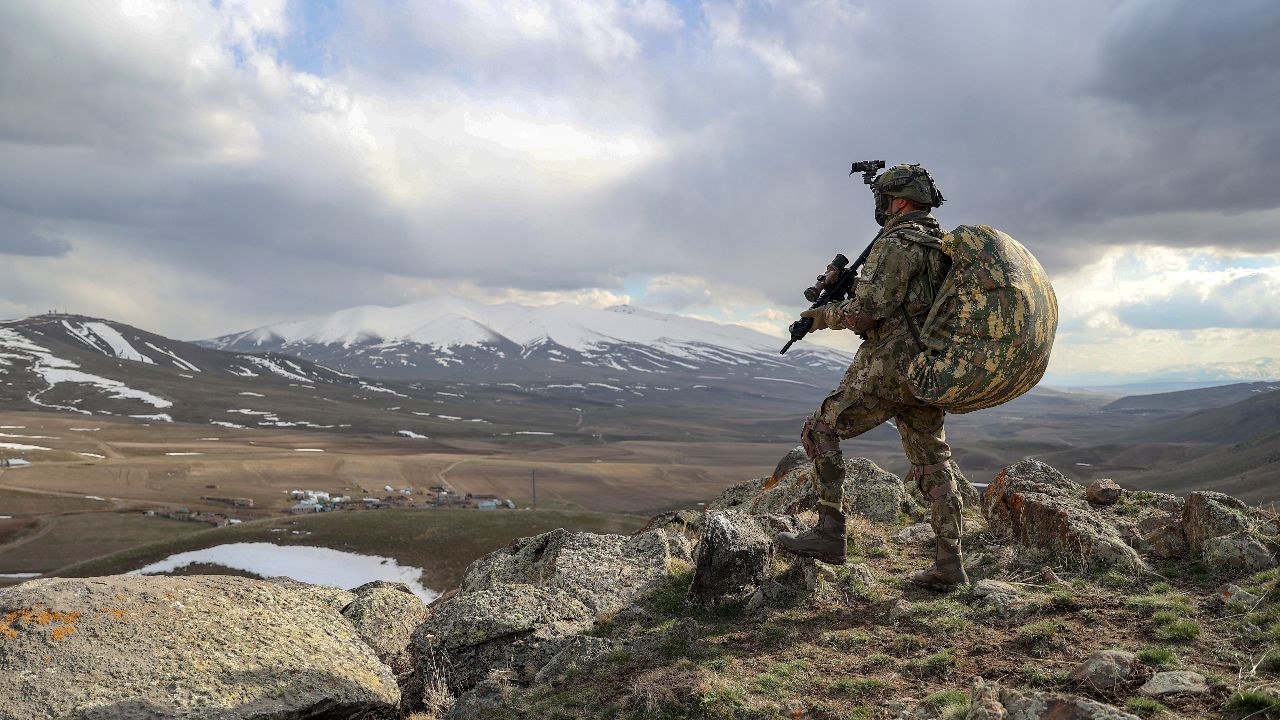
[903,225,1058,413]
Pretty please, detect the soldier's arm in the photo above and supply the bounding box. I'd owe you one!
[850,234,927,323]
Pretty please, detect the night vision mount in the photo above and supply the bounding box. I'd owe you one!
[849,159,886,186]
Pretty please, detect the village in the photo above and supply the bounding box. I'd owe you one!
[138,484,519,529]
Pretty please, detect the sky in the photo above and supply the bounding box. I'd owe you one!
[1,0,1278,385]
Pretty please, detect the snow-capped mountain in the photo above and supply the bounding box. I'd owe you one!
[202,297,852,384]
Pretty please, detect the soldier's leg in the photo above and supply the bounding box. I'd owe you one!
[778,388,899,564]
[896,405,969,590]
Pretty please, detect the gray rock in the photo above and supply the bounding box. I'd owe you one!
[532,636,621,685]
[1214,583,1261,609]
[967,676,1141,720]
[983,460,1148,571]
[893,523,936,545]
[1138,670,1209,696]
[687,510,802,608]
[413,583,594,694]
[973,579,1026,617]
[639,510,702,561]
[1183,491,1257,551]
[443,672,517,719]
[1070,650,1136,689]
[888,598,914,622]
[1085,479,1122,506]
[462,527,683,616]
[342,581,431,677]
[1201,531,1277,575]
[266,575,358,613]
[0,575,399,720]
[1134,513,1187,559]
[708,456,925,523]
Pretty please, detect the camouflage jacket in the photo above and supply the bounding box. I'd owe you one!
[821,211,950,348]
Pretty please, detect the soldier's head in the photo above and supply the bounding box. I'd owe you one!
[872,163,945,226]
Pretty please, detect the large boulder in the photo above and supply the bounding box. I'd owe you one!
[462,528,684,616]
[415,526,688,699]
[709,453,925,522]
[982,460,1147,570]
[413,584,594,695]
[0,575,400,720]
[342,581,432,677]
[968,677,1140,720]
[687,510,805,608]
[1202,532,1276,574]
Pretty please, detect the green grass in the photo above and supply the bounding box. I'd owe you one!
[922,690,968,710]
[1151,616,1201,642]
[821,628,870,650]
[1137,647,1179,668]
[906,651,957,677]
[830,678,889,699]
[862,653,894,668]
[1126,696,1167,716]
[1261,650,1280,673]
[1126,593,1192,616]
[1017,620,1066,653]
[1225,689,1280,715]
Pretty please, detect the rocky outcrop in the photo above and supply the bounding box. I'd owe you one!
[709,452,925,522]
[462,527,685,615]
[1182,491,1278,573]
[1138,670,1209,697]
[413,584,594,694]
[968,676,1140,720]
[0,575,400,720]
[342,581,432,677]
[983,459,1147,570]
[687,510,805,608]
[415,526,687,698]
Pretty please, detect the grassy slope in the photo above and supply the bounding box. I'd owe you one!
[51,508,647,591]
[468,509,1280,720]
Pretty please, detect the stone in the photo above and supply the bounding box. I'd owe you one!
[966,676,1141,720]
[532,636,621,685]
[1134,514,1187,559]
[708,456,927,523]
[639,509,702,561]
[1183,491,1256,551]
[1070,650,1136,689]
[0,575,400,720]
[973,579,1026,617]
[893,523,936,545]
[1201,532,1276,575]
[266,575,358,613]
[1085,479,1122,506]
[687,510,802,608]
[341,581,432,677]
[982,460,1148,570]
[1214,583,1261,609]
[1138,670,1209,696]
[888,598,914,622]
[413,583,594,694]
[443,671,517,720]
[1041,566,1071,590]
[462,527,684,616]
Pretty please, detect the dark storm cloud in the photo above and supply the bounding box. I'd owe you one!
[1,0,1279,339]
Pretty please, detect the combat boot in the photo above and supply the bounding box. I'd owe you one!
[910,538,968,591]
[777,503,846,564]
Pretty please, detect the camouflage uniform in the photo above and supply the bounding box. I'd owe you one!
[802,210,965,566]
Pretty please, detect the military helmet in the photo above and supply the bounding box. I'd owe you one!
[872,163,945,218]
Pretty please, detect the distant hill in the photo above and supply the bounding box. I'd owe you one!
[1118,426,1280,505]
[1102,381,1280,415]
[1124,388,1280,445]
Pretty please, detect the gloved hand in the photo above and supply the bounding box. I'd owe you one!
[799,307,829,332]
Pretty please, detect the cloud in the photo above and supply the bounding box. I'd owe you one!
[0,0,1279,375]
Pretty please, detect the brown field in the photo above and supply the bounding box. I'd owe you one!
[0,410,787,575]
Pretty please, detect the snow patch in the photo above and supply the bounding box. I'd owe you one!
[397,430,429,439]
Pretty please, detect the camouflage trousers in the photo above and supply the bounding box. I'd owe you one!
[803,343,963,547]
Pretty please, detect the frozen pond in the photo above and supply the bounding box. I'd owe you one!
[131,543,438,602]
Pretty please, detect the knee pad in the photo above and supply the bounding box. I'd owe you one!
[801,418,840,461]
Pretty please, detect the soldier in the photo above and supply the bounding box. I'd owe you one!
[776,163,968,591]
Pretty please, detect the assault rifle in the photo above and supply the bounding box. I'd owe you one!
[779,160,885,355]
